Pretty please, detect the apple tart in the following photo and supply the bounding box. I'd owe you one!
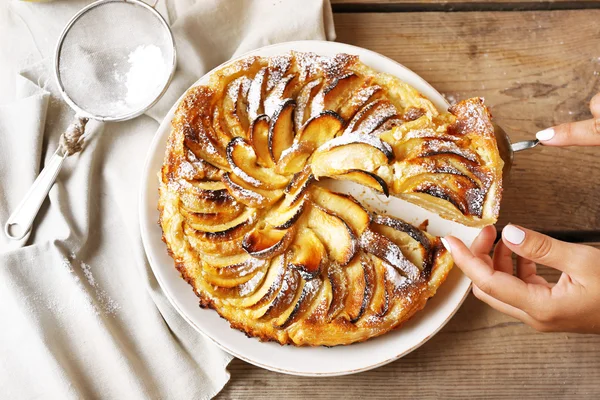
[158,52,503,346]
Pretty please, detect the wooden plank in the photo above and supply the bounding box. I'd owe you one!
[332,0,600,10]
[217,245,600,399]
[333,0,598,3]
[331,10,600,235]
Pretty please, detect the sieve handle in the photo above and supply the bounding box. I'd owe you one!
[4,150,66,241]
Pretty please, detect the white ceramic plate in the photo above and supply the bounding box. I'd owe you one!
[139,40,480,376]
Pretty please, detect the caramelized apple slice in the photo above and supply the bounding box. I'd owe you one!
[265,194,307,229]
[268,99,296,163]
[372,214,431,270]
[277,277,323,328]
[311,73,362,116]
[317,133,394,161]
[176,149,222,181]
[275,142,312,175]
[366,254,389,317]
[185,207,256,234]
[236,267,269,297]
[326,262,347,321]
[221,172,283,208]
[338,83,384,121]
[184,223,245,256]
[247,67,268,123]
[284,167,314,204]
[264,75,296,117]
[242,225,295,259]
[384,262,410,297]
[306,204,356,266]
[294,79,322,129]
[262,268,302,319]
[300,274,334,326]
[311,134,393,178]
[248,115,274,168]
[394,152,484,188]
[343,255,372,322]
[175,179,242,215]
[183,123,229,170]
[203,260,266,288]
[288,227,326,279]
[344,99,397,136]
[335,169,390,197]
[226,136,290,189]
[180,206,246,235]
[296,111,343,148]
[359,229,420,281]
[392,172,479,217]
[222,76,251,138]
[309,186,371,236]
[201,252,251,268]
[226,254,286,308]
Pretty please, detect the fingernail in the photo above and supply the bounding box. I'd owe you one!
[503,225,525,245]
[536,128,555,141]
[441,237,452,254]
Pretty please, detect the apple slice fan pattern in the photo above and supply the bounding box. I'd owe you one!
[158,52,503,346]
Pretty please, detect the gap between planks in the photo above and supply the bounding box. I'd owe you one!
[332,0,600,13]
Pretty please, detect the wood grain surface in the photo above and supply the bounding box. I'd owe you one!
[332,0,600,11]
[334,10,600,236]
[217,246,600,399]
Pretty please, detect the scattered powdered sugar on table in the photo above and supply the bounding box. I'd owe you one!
[57,253,121,317]
[80,261,121,316]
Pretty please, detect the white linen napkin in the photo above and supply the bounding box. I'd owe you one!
[0,1,335,399]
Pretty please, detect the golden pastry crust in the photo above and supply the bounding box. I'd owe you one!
[158,52,502,346]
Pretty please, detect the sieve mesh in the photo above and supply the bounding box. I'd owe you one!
[56,0,174,120]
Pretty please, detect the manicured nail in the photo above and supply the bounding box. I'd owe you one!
[536,128,555,141]
[441,238,452,254]
[503,225,525,245]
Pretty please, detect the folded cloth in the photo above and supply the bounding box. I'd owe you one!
[0,1,335,399]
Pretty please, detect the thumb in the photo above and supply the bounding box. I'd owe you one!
[501,224,589,273]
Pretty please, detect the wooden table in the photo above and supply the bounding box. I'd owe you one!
[218,1,600,398]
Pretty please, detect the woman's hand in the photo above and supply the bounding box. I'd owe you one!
[441,92,600,333]
[443,226,600,334]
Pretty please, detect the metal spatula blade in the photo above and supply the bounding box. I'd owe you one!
[493,123,540,179]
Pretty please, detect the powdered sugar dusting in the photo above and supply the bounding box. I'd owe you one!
[384,262,409,292]
[225,174,265,201]
[238,270,265,296]
[264,75,294,117]
[352,101,397,136]
[317,132,393,157]
[419,139,478,162]
[80,261,121,316]
[294,79,321,129]
[359,230,419,281]
[266,55,292,92]
[247,67,267,123]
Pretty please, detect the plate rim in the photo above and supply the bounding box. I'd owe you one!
[139,39,473,377]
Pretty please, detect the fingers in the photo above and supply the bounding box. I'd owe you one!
[501,224,589,274]
[492,239,514,274]
[470,225,497,260]
[590,92,600,118]
[535,118,600,146]
[472,286,539,326]
[442,236,540,311]
[516,256,550,286]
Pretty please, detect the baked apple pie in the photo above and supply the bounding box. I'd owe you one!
[158,52,503,346]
